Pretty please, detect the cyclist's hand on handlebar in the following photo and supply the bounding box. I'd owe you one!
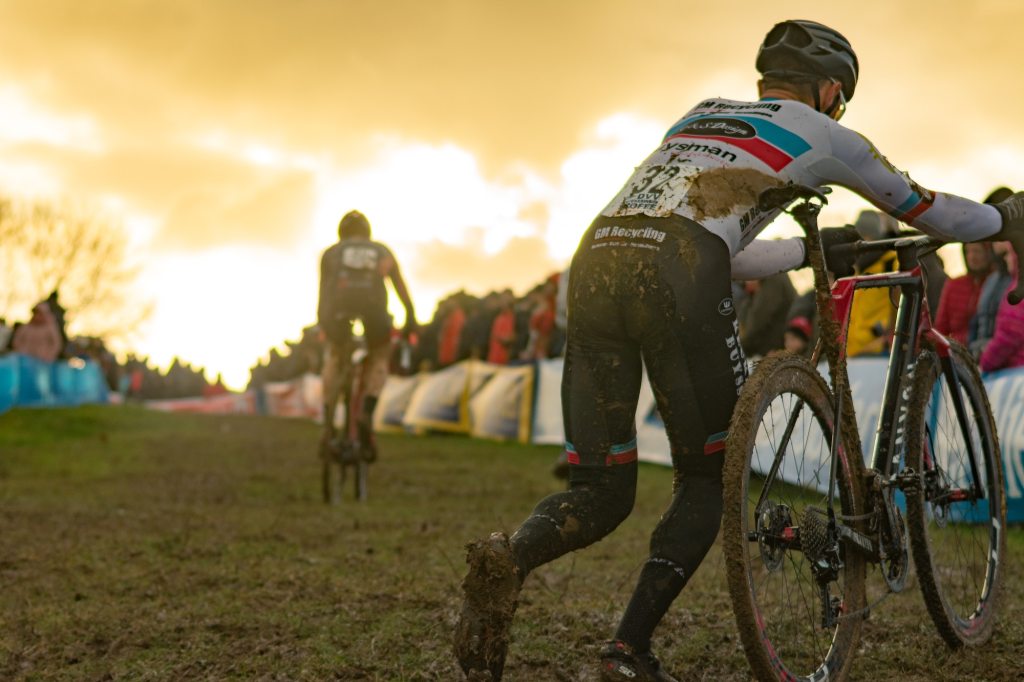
[804,226,859,278]
[992,192,1024,304]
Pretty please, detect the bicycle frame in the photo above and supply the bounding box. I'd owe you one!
[775,197,990,567]
[822,240,986,500]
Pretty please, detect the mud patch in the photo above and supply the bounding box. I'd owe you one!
[685,168,783,222]
[676,238,701,278]
[560,515,580,539]
[454,533,521,680]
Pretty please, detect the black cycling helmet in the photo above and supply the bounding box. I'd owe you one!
[756,20,859,102]
[338,210,371,239]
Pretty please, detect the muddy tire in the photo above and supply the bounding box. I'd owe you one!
[723,353,866,681]
[904,343,1005,648]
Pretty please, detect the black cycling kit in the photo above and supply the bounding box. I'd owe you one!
[318,237,398,348]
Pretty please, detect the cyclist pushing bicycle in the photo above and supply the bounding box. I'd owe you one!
[454,19,1024,681]
[318,210,416,500]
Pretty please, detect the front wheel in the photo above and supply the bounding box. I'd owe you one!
[904,343,1006,647]
[723,353,866,682]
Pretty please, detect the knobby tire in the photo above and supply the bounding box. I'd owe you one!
[723,353,866,682]
[904,342,1006,647]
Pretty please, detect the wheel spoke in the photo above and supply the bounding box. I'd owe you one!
[724,355,864,680]
[905,346,1004,646]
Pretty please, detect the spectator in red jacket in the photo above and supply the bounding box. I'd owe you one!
[521,277,558,361]
[437,296,467,367]
[934,242,997,344]
[980,249,1024,372]
[486,291,516,365]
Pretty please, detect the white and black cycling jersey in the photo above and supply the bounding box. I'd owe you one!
[600,97,1001,279]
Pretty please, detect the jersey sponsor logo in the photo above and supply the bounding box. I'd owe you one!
[594,225,667,243]
[664,141,737,163]
[855,132,901,175]
[341,245,379,270]
[724,319,749,393]
[679,117,755,139]
[664,114,811,172]
[717,297,734,316]
[725,319,747,395]
[694,100,783,114]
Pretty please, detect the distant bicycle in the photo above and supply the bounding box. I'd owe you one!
[723,185,1007,681]
[320,335,371,504]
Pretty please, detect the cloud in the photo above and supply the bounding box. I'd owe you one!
[411,231,561,299]
[2,0,1024,383]
[158,171,317,250]
[0,84,103,151]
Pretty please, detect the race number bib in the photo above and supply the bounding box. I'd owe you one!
[609,163,701,217]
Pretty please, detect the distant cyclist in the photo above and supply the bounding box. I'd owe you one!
[454,19,1024,682]
[318,210,416,460]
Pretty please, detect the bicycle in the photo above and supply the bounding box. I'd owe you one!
[722,184,1007,681]
[320,335,371,504]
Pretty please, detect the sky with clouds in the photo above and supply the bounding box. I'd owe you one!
[1,0,1023,387]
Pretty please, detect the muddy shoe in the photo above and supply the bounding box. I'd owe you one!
[454,532,522,681]
[599,640,678,682]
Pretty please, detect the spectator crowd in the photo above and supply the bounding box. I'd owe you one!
[246,271,569,391]
[7,193,1021,411]
[743,191,1023,373]
[1,288,230,402]
[247,193,1024,396]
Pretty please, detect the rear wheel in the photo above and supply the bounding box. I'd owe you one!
[904,343,1005,647]
[723,353,866,681]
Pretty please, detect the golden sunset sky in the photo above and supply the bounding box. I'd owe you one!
[2,0,1022,388]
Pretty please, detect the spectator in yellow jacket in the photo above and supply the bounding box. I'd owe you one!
[846,210,899,357]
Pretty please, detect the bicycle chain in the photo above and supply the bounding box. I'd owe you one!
[836,585,893,622]
[829,506,902,622]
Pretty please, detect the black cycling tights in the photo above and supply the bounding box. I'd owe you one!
[510,464,638,573]
[509,214,742,654]
[510,466,724,653]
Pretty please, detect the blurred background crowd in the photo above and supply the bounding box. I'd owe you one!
[245,200,1023,393]
[0,289,229,402]
[5,201,1020,404]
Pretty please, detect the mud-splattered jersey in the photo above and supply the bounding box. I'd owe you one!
[600,97,1001,278]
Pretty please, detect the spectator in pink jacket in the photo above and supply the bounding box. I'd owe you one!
[979,248,1024,372]
[11,302,62,363]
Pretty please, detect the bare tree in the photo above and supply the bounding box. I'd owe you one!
[0,197,151,343]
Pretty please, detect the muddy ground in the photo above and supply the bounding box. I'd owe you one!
[1,406,1020,680]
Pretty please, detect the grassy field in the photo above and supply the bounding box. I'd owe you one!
[1,406,1021,681]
